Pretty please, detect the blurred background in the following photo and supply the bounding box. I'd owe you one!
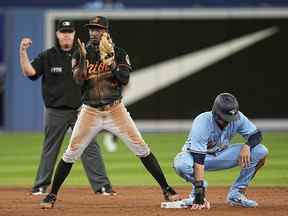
[1,0,288,132]
[0,1,287,187]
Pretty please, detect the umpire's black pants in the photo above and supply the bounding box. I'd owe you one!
[32,107,111,192]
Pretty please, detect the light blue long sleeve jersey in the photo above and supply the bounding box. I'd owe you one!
[174,110,268,206]
[182,111,257,154]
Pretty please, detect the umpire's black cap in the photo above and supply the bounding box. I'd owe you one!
[85,16,109,29]
[212,93,239,122]
[57,20,75,32]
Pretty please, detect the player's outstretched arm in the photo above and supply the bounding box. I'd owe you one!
[19,37,36,76]
[191,153,210,210]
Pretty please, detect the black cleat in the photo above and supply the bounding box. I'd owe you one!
[95,184,117,196]
[40,193,57,209]
[163,186,180,201]
[31,186,48,196]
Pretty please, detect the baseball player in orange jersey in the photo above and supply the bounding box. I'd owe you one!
[40,16,180,208]
[19,20,115,196]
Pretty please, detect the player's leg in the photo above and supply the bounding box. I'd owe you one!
[81,140,116,195]
[203,144,268,207]
[32,108,71,195]
[227,144,268,207]
[230,144,268,189]
[67,109,115,195]
[173,151,194,182]
[173,144,253,206]
[41,105,102,208]
[106,103,179,201]
[173,151,208,206]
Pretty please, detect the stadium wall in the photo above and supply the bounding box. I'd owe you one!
[4,9,44,131]
[3,8,288,131]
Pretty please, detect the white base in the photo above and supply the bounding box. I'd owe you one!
[161,201,188,209]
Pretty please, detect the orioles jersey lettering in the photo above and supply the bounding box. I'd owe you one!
[87,61,110,75]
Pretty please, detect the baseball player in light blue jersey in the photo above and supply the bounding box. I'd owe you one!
[173,93,268,209]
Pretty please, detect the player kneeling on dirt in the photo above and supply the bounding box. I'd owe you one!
[165,93,268,209]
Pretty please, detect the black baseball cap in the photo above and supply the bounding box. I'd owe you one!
[212,93,239,123]
[85,16,109,29]
[57,20,75,32]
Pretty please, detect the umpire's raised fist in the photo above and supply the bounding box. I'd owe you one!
[20,38,32,51]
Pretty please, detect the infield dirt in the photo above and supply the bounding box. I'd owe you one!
[0,187,287,216]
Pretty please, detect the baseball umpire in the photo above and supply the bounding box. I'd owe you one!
[172,93,268,209]
[19,20,115,196]
[40,16,179,208]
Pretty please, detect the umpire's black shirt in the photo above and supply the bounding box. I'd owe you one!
[29,45,81,109]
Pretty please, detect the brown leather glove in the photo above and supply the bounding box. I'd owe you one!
[99,32,115,66]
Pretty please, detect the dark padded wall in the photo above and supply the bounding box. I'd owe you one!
[56,17,286,119]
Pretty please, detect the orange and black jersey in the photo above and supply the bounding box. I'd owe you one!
[73,42,132,108]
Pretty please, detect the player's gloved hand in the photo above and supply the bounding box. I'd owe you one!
[99,32,115,66]
[191,181,210,210]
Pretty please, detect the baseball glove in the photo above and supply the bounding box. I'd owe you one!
[99,32,115,66]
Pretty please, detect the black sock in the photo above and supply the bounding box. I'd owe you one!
[50,159,73,195]
[140,152,169,190]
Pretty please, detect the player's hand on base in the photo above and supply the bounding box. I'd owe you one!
[191,181,210,210]
[239,144,251,168]
[20,38,32,51]
[191,199,210,210]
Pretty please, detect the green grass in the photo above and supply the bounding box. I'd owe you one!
[0,132,287,187]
